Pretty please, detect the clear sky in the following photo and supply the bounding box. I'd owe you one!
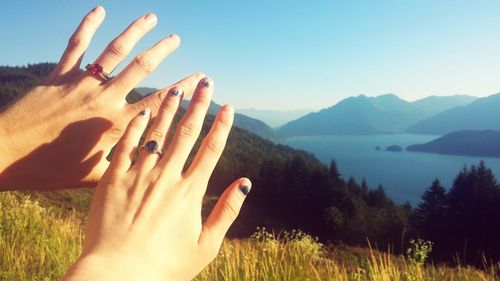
[2,1,500,110]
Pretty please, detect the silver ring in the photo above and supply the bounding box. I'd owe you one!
[140,140,163,157]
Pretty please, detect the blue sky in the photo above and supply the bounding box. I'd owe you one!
[2,1,500,110]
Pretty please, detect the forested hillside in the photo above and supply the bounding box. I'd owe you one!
[2,64,500,266]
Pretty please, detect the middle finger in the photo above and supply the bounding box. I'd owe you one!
[92,13,157,81]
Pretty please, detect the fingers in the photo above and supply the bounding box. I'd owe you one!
[94,13,157,77]
[158,78,213,175]
[106,34,180,96]
[185,105,234,186]
[198,178,251,257]
[128,72,205,116]
[107,108,151,175]
[133,88,183,172]
[54,6,105,78]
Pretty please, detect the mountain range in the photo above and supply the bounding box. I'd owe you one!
[237,108,313,128]
[407,93,500,134]
[276,94,477,137]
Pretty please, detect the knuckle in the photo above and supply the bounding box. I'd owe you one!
[223,198,241,222]
[149,128,165,141]
[217,115,232,130]
[191,94,211,105]
[133,55,155,73]
[160,95,178,113]
[204,136,223,156]
[108,40,128,57]
[68,35,85,49]
[178,121,198,138]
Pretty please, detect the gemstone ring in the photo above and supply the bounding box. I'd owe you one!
[85,63,112,81]
[140,140,163,157]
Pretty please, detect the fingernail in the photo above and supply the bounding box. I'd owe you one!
[140,108,150,116]
[239,184,251,196]
[222,104,234,114]
[144,13,157,23]
[201,81,210,88]
[170,88,183,97]
[92,6,104,15]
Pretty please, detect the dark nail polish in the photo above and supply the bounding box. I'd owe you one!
[239,185,250,196]
[201,81,210,88]
[139,108,150,117]
[170,89,183,97]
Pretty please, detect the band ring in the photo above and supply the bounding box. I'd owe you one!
[140,140,163,157]
[85,63,112,81]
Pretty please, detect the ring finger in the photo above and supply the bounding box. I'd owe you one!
[134,87,184,172]
[88,13,157,81]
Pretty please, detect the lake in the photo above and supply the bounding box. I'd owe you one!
[282,134,500,205]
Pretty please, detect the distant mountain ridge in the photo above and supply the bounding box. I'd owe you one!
[407,130,500,158]
[180,101,277,141]
[123,86,277,141]
[407,93,500,134]
[277,94,477,137]
[237,108,313,128]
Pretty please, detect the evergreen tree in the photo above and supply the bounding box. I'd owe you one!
[414,179,448,258]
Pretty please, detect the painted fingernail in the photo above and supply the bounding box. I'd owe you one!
[201,81,210,88]
[170,88,183,97]
[140,108,150,116]
[144,13,157,23]
[239,184,250,196]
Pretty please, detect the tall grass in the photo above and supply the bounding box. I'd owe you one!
[0,192,83,281]
[1,192,498,281]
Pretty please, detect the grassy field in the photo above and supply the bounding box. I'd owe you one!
[1,191,499,281]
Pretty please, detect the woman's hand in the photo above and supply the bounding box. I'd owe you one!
[0,6,203,190]
[62,78,251,281]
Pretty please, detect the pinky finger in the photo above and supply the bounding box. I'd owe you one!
[107,108,151,175]
[198,178,251,259]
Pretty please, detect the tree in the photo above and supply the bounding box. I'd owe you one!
[414,179,447,258]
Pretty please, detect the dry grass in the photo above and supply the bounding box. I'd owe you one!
[0,192,498,281]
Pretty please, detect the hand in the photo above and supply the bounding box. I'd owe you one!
[0,6,203,190]
[62,78,251,281]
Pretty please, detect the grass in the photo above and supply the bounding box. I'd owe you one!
[1,191,499,281]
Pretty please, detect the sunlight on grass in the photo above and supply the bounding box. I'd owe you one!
[0,192,498,281]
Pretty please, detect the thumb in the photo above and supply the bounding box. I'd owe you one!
[198,178,251,256]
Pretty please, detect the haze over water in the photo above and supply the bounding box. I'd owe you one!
[283,134,500,205]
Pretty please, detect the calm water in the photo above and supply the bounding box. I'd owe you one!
[282,134,500,205]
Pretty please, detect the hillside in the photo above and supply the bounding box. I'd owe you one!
[276,94,476,137]
[407,93,500,134]
[181,100,277,141]
[407,130,500,157]
[0,63,410,248]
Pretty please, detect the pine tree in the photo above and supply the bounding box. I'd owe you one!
[414,179,447,251]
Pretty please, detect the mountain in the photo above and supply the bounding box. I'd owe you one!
[276,94,476,137]
[180,100,276,141]
[119,87,277,140]
[134,87,158,96]
[407,93,500,134]
[407,130,500,157]
[237,108,314,128]
[0,63,410,248]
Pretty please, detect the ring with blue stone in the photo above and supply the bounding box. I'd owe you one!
[140,140,163,157]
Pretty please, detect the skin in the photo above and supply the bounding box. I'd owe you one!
[1,6,251,280]
[0,6,204,191]
[63,81,250,281]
